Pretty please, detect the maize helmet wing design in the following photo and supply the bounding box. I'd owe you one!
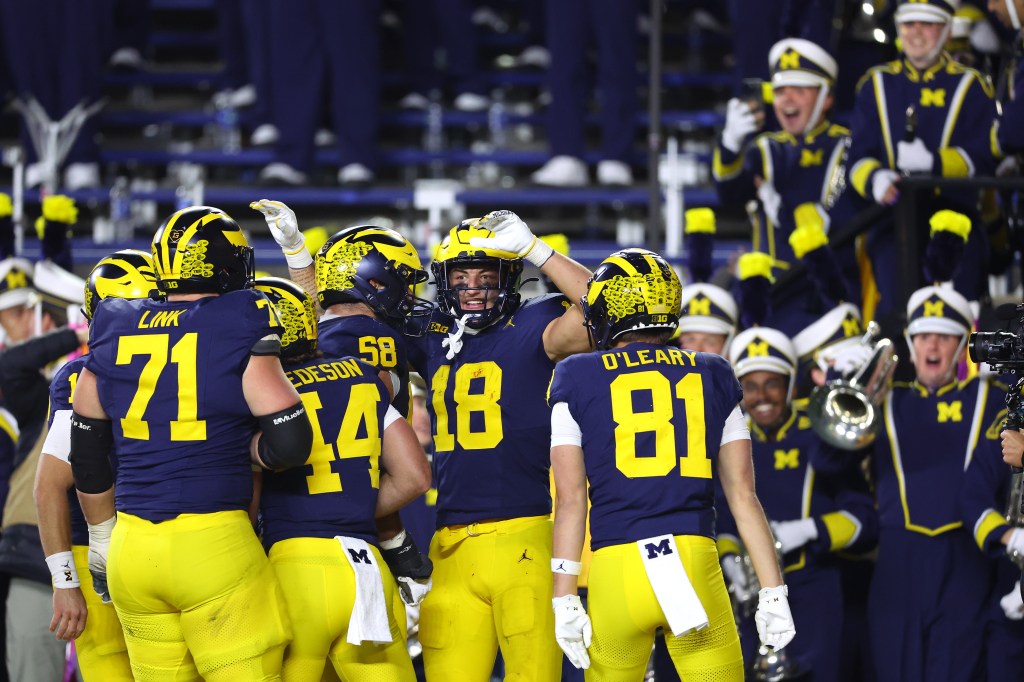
[583,248,682,350]
[253,276,318,359]
[315,225,431,334]
[151,206,254,294]
[84,249,157,320]
[430,218,523,329]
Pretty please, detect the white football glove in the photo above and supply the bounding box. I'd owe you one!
[470,210,553,266]
[871,169,900,205]
[552,594,592,670]
[87,517,115,604]
[771,519,819,554]
[249,199,312,268]
[896,138,934,175]
[757,182,782,226]
[1001,581,1024,620]
[720,554,756,604]
[817,342,874,377]
[722,98,759,154]
[755,585,796,650]
[396,576,431,607]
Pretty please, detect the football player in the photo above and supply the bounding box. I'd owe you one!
[254,276,430,681]
[253,201,436,606]
[408,211,593,681]
[548,248,794,679]
[69,206,313,681]
[35,250,155,680]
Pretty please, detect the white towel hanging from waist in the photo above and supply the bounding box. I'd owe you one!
[636,534,709,637]
[338,536,393,645]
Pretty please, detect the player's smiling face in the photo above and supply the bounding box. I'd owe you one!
[449,265,499,310]
[740,370,790,429]
[911,332,962,388]
[772,85,822,135]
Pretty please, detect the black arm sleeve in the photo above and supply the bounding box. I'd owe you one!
[380,532,433,579]
[69,413,115,494]
[256,402,313,470]
[0,328,81,426]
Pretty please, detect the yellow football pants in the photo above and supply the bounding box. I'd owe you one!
[72,545,132,681]
[420,516,561,682]
[586,535,743,681]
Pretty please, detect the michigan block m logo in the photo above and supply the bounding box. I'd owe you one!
[937,401,962,423]
[644,539,674,559]
[347,548,372,565]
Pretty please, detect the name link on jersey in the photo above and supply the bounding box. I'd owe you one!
[137,310,184,329]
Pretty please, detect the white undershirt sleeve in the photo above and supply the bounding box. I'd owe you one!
[383,404,403,430]
[720,405,750,446]
[550,402,583,447]
[42,410,72,463]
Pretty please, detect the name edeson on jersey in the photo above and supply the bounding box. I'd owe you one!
[600,347,697,371]
[285,359,365,388]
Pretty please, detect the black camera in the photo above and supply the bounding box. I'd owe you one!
[970,303,1024,431]
[969,304,1024,370]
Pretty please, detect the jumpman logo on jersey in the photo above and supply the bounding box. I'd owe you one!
[518,549,532,563]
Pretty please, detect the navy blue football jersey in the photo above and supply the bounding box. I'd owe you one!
[407,294,570,527]
[318,314,411,417]
[48,355,89,545]
[85,289,282,521]
[548,343,743,550]
[260,356,391,547]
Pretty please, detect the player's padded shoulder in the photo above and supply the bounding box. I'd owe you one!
[513,293,573,328]
[49,354,88,410]
[702,352,743,404]
[547,350,589,406]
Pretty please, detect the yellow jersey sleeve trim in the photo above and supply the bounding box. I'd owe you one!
[821,511,861,551]
[939,148,971,177]
[713,146,745,181]
[973,508,1007,550]
[851,158,881,198]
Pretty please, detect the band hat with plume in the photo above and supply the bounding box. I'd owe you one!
[684,207,715,284]
[895,0,959,24]
[729,327,798,379]
[906,285,972,337]
[793,302,863,362]
[0,257,37,311]
[923,210,971,284]
[678,283,738,336]
[768,38,838,89]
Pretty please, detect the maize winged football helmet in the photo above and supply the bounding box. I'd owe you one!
[315,225,431,334]
[431,218,524,329]
[151,206,254,294]
[583,248,682,350]
[84,249,157,320]
[253,276,318,359]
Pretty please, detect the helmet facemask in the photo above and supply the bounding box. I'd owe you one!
[431,255,523,330]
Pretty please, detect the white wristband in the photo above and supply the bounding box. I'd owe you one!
[282,242,313,270]
[45,551,80,589]
[379,529,407,551]
[525,238,555,267]
[551,558,582,575]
